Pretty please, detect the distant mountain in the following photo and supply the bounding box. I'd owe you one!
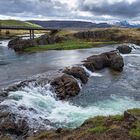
[28,20,112,29]
[0,20,42,28]
[114,20,140,28]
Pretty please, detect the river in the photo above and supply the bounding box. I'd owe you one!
[0,39,140,131]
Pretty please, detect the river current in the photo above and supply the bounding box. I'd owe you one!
[0,40,140,131]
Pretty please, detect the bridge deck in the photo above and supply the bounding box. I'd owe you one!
[0,26,58,39]
[0,26,56,31]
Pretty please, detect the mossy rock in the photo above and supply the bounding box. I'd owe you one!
[127,108,140,118]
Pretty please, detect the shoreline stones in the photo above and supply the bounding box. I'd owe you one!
[8,34,64,52]
[117,45,132,54]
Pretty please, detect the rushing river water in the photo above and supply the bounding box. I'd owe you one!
[0,40,140,131]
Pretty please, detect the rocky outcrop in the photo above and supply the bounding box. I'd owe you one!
[36,34,63,45]
[117,45,132,54]
[83,51,124,72]
[74,30,115,40]
[108,51,124,71]
[8,35,64,51]
[8,38,37,51]
[51,74,80,100]
[74,29,131,42]
[0,111,29,137]
[63,67,88,84]
[84,53,110,71]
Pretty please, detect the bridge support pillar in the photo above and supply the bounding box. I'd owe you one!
[29,30,32,39]
[32,30,34,39]
[29,30,35,39]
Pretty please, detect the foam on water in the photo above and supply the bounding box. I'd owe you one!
[1,83,140,130]
[122,54,140,57]
[81,66,103,77]
[0,40,11,47]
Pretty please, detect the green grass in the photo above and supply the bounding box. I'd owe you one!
[0,20,42,28]
[89,126,108,133]
[127,108,140,118]
[86,116,108,133]
[129,121,140,139]
[128,109,140,139]
[24,39,118,53]
[110,115,124,121]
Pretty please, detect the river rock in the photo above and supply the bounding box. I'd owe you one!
[37,34,63,45]
[51,74,80,99]
[107,51,124,71]
[8,38,37,51]
[63,67,88,84]
[84,53,110,71]
[8,35,64,51]
[74,30,114,40]
[83,51,124,72]
[117,45,132,54]
[0,111,29,135]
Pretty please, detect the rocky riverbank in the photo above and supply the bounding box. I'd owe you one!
[26,108,140,140]
[8,34,65,52]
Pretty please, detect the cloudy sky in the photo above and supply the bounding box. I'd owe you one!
[0,0,140,23]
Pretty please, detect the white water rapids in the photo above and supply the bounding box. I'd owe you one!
[1,67,140,131]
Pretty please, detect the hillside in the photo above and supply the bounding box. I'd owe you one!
[0,20,42,28]
[28,20,112,29]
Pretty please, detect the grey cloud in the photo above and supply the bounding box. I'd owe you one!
[0,0,140,20]
[79,0,140,18]
[0,0,71,18]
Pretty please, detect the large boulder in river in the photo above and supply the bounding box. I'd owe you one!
[117,45,132,54]
[51,74,80,100]
[84,53,110,71]
[104,51,124,71]
[83,51,124,72]
[63,67,88,84]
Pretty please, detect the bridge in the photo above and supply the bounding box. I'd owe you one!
[0,26,57,39]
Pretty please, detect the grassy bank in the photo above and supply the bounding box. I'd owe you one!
[23,28,140,52]
[26,108,140,140]
[24,39,119,53]
[0,19,41,28]
[0,20,45,39]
